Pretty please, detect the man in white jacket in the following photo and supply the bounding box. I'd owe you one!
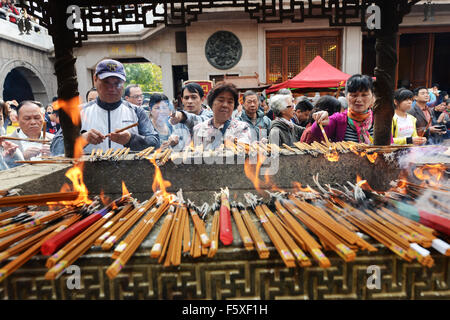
[80,59,160,153]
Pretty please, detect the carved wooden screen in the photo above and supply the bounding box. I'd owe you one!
[266,30,341,84]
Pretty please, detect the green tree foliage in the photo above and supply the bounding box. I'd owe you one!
[124,63,163,93]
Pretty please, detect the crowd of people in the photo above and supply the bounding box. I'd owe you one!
[0,58,449,171]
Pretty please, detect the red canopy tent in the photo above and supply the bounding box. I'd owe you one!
[266,56,351,93]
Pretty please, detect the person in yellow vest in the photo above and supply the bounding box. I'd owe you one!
[392,88,427,145]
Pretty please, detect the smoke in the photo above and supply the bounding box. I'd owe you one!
[396,145,449,169]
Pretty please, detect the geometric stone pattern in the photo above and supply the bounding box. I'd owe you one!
[19,1,421,47]
[1,250,448,300]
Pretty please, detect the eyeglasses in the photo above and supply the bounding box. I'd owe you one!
[130,95,143,99]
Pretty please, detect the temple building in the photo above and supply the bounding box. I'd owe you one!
[70,1,450,101]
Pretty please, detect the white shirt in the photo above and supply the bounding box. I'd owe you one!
[17,130,46,161]
[393,114,415,138]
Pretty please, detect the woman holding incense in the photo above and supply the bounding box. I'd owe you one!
[148,93,190,150]
[300,95,341,144]
[311,74,376,144]
[392,88,427,145]
[268,94,305,147]
[192,82,254,150]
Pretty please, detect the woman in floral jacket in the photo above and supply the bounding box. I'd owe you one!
[193,82,254,150]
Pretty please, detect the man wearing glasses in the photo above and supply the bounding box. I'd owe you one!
[80,59,160,153]
[124,84,144,107]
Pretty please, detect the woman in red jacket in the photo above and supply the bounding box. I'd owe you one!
[310,74,376,143]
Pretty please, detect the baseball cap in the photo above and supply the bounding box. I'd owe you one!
[95,59,126,81]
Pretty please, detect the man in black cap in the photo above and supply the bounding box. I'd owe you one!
[80,59,160,153]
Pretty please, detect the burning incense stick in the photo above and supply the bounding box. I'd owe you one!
[0,136,50,144]
[105,122,138,137]
[0,192,80,207]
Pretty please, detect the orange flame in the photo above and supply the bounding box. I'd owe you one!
[390,170,409,195]
[99,190,111,206]
[74,136,88,160]
[325,149,339,162]
[356,175,375,192]
[292,182,318,194]
[244,154,268,194]
[122,181,130,198]
[149,157,172,199]
[366,152,378,163]
[414,164,446,183]
[52,96,81,126]
[50,163,92,206]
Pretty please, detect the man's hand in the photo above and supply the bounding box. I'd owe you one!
[168,135,179,146]
[161,135,179,150]
[312,111,330,126]
[1,141,18,157]
[23,146,42,160]
[82,129,106,145]
[429,125,444,134]
[109,131,131,146]
[412,137,427,145]
[169,111,185,125]
[41,144,51,156]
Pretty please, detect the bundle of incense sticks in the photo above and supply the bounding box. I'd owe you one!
[327,197,435,267]
[150,203,210,266]
[88,147,131,162]
[0,192,81,207]
[106,199,170,279]
[0,214,81,282]
[41,195,129,256]
[45,203,136,279]
[1,168,449,282]
[134,146,155,160]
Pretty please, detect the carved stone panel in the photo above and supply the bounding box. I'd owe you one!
[205,31,242,70]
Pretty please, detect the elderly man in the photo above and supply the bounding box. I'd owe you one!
[124,84,144,106]
[81,59,160,153]
[8,100,53,161]
[238,90,271,141]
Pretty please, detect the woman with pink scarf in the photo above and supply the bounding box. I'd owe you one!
[311,74,376,144]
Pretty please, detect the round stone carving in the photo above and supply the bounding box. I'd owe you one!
[205,31,242,70]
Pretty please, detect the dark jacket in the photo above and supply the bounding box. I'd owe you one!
[269,118,305,147]
[239,110,271,141]
[408,103,436,137]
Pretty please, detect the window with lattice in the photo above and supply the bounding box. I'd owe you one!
[266,30,341,84]
[268,46,283,84]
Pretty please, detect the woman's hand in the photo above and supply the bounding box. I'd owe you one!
[312,111,330,126]
[412,137,427,145]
